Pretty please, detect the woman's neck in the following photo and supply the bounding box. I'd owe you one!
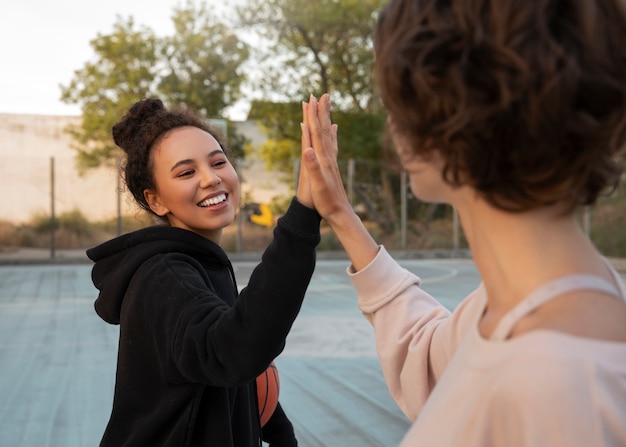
[455,196,608,315]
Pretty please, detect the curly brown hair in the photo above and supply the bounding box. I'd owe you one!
[112,98,231,216]
[374,0,626,212]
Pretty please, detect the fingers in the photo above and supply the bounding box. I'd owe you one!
[296,102,314,208]
[331,123,338,159]
[301,101,312,152]
[317,94,332,137]
[320,95,339,161]
[307,94,335,166]
[307,96,322,158]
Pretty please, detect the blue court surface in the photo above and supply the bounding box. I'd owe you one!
[0,258,481,446]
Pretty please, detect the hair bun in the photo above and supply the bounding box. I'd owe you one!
[112,98,166,152]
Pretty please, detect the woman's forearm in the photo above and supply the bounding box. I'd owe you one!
[324,204,379,272]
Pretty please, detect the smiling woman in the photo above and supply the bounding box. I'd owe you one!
[143,127,240,242]
[86,97,321,447]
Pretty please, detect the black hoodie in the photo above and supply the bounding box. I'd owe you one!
[87,199,321,447]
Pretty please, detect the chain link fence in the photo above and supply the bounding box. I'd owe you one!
[0,155,624,258]
[320,158,626,258]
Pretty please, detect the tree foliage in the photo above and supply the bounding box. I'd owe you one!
[238,0,388,175]
[60,1,250,171]
[60,18,159,170]
[159,1,249,116]
[237,0,386,112]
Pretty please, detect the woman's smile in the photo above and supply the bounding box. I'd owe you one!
[198,193,228,208]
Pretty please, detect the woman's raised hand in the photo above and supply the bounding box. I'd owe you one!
[300,94,351,223]
[301,94,379,271]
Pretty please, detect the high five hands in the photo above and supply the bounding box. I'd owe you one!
[300,94,379,271]
[299,94,351,223]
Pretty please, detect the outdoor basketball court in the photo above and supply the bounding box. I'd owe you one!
[0,257,480,446]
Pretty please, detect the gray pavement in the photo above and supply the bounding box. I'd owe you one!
[3,255,619,446]
[0,257,480,446]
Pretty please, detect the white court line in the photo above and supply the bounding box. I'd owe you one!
[418,267,458,284]
[234,259,462,290]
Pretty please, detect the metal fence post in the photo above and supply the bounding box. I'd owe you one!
[50,156,56,259]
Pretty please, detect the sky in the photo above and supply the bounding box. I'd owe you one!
[0,0,247,119]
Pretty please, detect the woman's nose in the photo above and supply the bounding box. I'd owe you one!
[200,169,222,188]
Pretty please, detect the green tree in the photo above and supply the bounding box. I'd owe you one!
[159,1,250,118]
[60,17,159,170]
[60,1,250,171]
[237,0,386,111]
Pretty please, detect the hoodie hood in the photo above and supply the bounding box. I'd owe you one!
[87,226,229,325]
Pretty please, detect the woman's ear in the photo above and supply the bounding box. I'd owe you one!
[144,189,169,217]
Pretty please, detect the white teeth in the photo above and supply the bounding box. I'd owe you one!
[199,194,227,207]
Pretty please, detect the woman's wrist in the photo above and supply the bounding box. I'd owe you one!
[325,207,379,271]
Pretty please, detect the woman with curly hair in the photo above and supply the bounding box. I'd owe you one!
[300,0,626,444]
[88,98,320,446]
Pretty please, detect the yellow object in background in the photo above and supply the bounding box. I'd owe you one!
[250,203,273,227]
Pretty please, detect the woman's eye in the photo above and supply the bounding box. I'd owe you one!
[213,160,227,168]
[177,170,194,177]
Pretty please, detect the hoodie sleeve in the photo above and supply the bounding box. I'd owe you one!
[129,198,321,386]
[349,246,483,420]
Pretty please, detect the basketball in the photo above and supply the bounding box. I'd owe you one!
[256,361,280,426]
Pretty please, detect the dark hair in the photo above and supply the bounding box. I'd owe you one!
[112,98,231,215]
[375,0,626,212]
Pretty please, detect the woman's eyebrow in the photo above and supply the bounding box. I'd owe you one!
[170,159,194,172]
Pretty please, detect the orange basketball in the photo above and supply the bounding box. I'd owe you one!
[256,361,280,426]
